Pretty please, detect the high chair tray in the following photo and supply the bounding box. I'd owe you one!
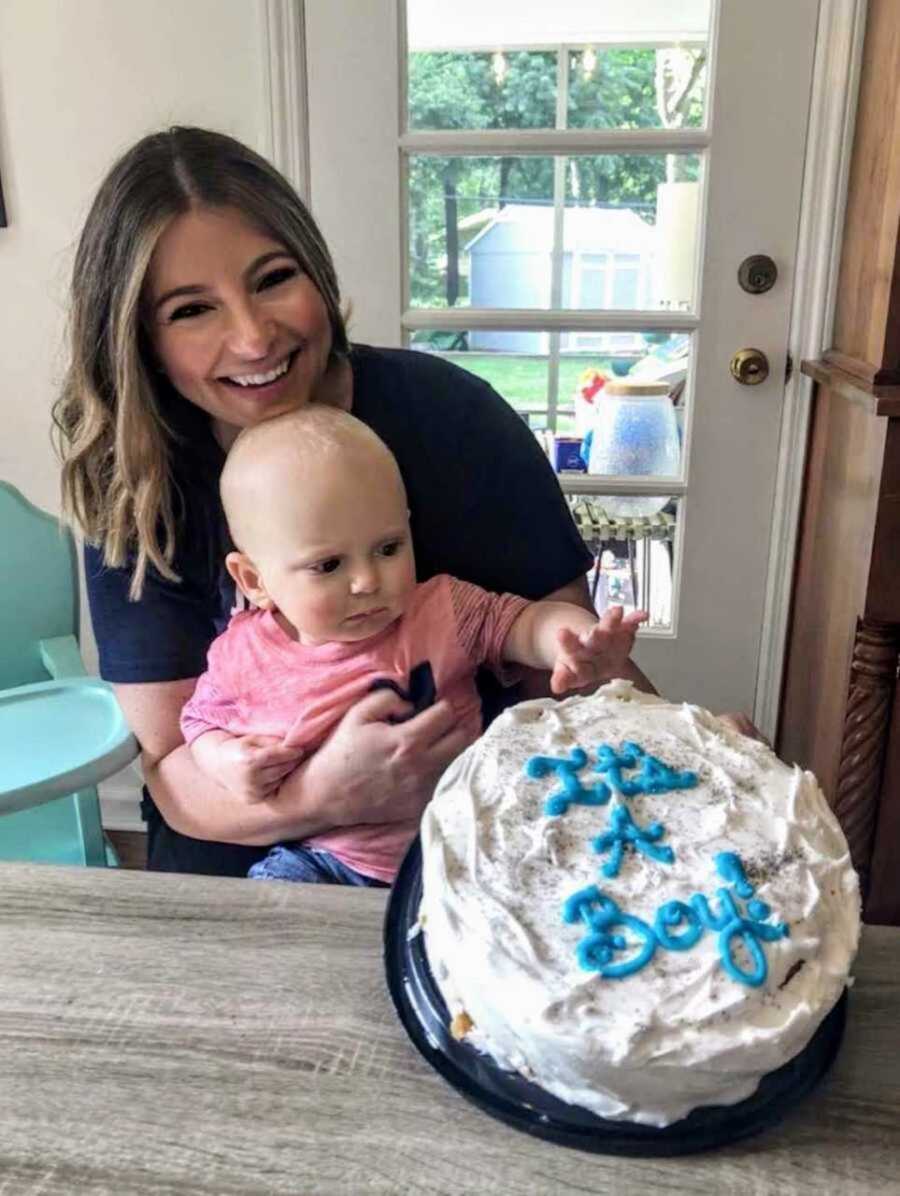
[0,677,138,815]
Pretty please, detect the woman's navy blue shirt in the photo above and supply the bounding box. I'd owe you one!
[85,344,591,698]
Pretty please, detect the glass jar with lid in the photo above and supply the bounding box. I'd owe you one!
[586,380,679,518]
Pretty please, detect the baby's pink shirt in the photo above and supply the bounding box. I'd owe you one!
[180,574,529,881]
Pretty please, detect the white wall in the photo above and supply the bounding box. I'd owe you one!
[0,0,268,670]
[0,1,269,827]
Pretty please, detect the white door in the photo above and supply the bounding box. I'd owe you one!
[303,0,820,717]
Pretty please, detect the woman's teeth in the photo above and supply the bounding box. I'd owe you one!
[226,355,292,387]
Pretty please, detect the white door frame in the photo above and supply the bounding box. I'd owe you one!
[753,0,867,740]
[264,0,868,736]
[261,0,310,199]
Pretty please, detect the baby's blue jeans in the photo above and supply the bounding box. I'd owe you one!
[248,843,389,887]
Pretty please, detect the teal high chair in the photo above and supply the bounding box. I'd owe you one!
[0,481,138,865]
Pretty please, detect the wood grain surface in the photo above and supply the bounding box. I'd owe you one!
[0,864,898,1195]
[777,375,887,793]
[829,0,900,381]
[869,672,900,924]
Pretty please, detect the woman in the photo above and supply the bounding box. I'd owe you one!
[54,126,650,875]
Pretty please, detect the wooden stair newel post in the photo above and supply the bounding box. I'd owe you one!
[833,620,900,900]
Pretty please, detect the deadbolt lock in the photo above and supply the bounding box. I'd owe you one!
[730,348,770,386]
[738,254,778,294]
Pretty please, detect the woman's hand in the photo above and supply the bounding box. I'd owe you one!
[280,689,478,828]
[717,711,771,747]
[129,680,476,846]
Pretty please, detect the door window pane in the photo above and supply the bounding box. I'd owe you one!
[570,497,679,630]
[406,2,711,132]
[408,50,557,132]
[567,46,707,131]
[408,156,554,310]
[407,329,689,447]
[408,154,701,311]
[564,155,701,311]
[408,328,555,422]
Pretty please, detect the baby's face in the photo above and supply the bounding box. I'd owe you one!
[253,452,417,645]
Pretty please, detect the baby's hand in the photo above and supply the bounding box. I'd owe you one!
[549,606,648,695]
[214,734,305,802]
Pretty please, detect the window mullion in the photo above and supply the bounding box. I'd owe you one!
[546,46,570,435]
[400,129,710,154]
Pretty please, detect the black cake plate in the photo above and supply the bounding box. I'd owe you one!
[383,837,848,1157]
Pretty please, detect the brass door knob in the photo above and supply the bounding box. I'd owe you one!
[730,348,769,385]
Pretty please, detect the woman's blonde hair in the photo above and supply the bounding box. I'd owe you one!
[53,126,349,599]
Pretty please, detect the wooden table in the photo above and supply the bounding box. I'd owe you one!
[1,865,898,1195]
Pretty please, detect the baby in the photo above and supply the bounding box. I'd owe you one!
[181,405,646,886]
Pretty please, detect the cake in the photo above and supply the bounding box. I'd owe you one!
[418,681,860,1128]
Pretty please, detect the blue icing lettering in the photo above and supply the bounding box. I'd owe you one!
[718,924,769,986]
[593,743,643,796]
[709,851,789,986]
[714,897,789,988]
[525,749,610,815]
[593,740,698,798]
[690,870,790,987]
[527,740,697,820]
[715,851,755,898]
[530,746,788,987]
[562,853,790,987]
[562,883,609,928]
[653,900,703,951]
[592,803,674,878]
[691,888,741,932]
[562,885,657,977]
[636,752,698,794]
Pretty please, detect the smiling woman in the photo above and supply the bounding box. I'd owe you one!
[51,126,640,877]
[146,209,339,447]
[54,127,351,601]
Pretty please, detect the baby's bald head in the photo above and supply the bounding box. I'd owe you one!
[220,405,406,560]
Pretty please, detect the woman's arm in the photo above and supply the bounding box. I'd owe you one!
[114,680,477,846]
[115,679,305,843]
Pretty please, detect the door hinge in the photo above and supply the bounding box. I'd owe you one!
[785,352,794,383]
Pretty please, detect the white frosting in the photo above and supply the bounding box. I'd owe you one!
[419,682,860,1127]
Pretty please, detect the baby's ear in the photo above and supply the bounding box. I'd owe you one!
[225,551,274,609]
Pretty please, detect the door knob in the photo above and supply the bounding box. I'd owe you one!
[730,348,769,386]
